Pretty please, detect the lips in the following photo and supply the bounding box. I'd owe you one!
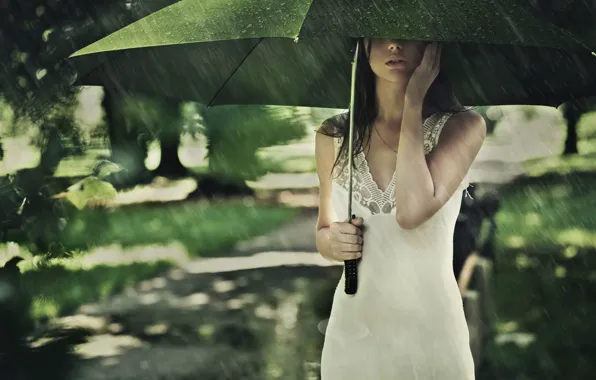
[386,57,406,64]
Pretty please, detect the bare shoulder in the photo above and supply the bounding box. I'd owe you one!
[318,112,348,137]
[448,109,486,138]
[315,117,339,148]
[439,109,486,150]
[315,112,347,160]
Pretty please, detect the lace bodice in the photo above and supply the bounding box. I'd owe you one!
[332,112,455,215]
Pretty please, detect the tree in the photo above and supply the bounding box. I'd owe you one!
[560,98,596,155]
[0,1,179,182]
[100,91,191,184]
[101,89,152,187]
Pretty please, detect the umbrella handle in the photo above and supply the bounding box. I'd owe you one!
[344,214,360,295]
[344,259,359,294]
[344,40,360,295]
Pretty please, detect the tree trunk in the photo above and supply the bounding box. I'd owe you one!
[154,117,187,178]
[153,100,187,178]
[38,127,66,176]
[155,134,187,178]
[102,88,150,188]
[562,100,581,156]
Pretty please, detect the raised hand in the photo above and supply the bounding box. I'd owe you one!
[406,42,442,105]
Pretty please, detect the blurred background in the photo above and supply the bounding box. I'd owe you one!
[2,1,596,380]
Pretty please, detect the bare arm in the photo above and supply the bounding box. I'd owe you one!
[394,104,486,229]
[314,124,364,261]
[314,125,340,261]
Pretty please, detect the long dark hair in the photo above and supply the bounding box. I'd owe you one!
[320,38,471,176]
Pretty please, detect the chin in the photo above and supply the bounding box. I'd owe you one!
[379,70,411,83]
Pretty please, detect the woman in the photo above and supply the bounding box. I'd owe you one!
[315,39,486,379]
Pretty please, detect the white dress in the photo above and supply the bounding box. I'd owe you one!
[320,112,475,379]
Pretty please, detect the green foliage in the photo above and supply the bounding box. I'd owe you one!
[63,177,118,210]
[203,105,311,181]
[121,96,204,140]
[119,94,177,138]
[577,111,596,140]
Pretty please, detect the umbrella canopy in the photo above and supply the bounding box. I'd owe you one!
[528,0,596,50]
[70,0,596,107]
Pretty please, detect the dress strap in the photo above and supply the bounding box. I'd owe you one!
[423,112,453,155]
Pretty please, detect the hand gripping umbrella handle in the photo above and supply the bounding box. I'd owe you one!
[344,214,360,295]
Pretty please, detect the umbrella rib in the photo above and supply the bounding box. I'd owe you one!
[295,0,316,38]
[206,37,264,107]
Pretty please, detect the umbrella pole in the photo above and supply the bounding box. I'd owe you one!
[344,40,360,295]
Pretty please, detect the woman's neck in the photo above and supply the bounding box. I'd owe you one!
[375,77,409,132]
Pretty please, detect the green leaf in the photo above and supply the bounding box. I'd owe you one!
[64,177,118,210]
[94,161,124,178]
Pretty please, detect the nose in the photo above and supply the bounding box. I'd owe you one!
[387,40,403,51]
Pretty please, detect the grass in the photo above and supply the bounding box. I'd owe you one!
[495,171,596,251]
[486,148,596,379]
[53,147,110,177]
[61,199,301,256]
[23,260,174,321]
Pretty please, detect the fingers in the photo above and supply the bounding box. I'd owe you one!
[350,216,364,226]
[433,43,442,72]
[330,239,361,260]
[341,242,362,252]
[340,220,363,235]
[342,251,362,260]
[330,218,364,261]
[422,42,441,71]
[338,233,362,245]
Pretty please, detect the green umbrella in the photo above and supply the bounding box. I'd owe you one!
[70,0,596,107]
[70,0,596,294]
